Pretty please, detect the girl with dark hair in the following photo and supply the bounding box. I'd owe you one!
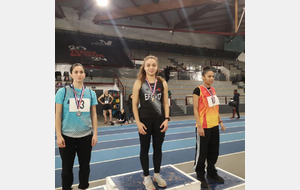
[132,55,170,190]
[55,63,98,190]
[192,66,226,188]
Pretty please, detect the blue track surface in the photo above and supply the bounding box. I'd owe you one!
[55,117,245,188]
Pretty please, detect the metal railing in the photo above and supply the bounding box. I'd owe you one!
[114,75,125,97]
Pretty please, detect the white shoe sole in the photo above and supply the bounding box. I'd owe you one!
[143,181,156,190]
[153,178,167,188]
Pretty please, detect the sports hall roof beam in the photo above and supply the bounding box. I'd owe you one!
[92,0,227,23]
[77,0,86,18]
[194,22,230,32]
[159,12,170,28]
[235,0,238,32]
[76,0,97,18]
[129,0,152,25]
[112,0,123,10]
[174,3,221,29]
[188,19,230,29]
[55,4,66,19]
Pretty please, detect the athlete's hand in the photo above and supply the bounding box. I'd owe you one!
[160,120,168,133]
[220,123,226,131]
[197,127,205,137]
[57,136,66,148]
[137,122,147,135]
[91,133,98,147]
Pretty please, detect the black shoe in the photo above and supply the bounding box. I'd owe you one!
[197,176,208,188]
[207,174,224,184]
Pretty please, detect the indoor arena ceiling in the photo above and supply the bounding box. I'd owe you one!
[55,0,245,36]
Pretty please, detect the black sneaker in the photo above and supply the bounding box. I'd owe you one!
[207,174,224,184]
[197,176,208,188]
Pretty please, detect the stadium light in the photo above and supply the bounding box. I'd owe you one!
[97,0,108,6]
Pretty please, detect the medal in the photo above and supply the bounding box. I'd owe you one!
[203,85,216,108]
[146,77,157,102]
[72,84,85,116]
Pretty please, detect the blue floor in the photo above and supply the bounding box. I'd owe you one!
[55,117,245,188]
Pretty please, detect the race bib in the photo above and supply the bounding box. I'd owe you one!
[69,98,90,112]
[207,95,220,107]
[105,100,109,104]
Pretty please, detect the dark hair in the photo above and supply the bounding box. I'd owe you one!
[202,66,213,76]
[234,89,238,92]
[70,63,84,74]
[69,63,84,83]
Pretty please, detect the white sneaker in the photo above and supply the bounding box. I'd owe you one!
[153,174,167,188]
[129,120,132,124]
[134,120,136,122]
[143,176,155,190]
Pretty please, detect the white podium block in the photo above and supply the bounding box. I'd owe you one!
[88,185,106,190]
[106,165,200,190]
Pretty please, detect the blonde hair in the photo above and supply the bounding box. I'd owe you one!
[137,55,164,83]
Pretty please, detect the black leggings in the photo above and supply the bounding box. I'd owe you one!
[194,126,219,177]
[59,134,92,190]
[232,106,240,118]
[139,117,165,176]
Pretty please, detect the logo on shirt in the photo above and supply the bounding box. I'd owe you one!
[145,93,162,101]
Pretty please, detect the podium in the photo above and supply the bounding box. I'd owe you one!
[106,165,200,190]
[89,165,245,190]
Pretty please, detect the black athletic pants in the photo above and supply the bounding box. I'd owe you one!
[232,105,240,118]
[194,126,219,178]
[59,134,93,190]
[139,117,165,176]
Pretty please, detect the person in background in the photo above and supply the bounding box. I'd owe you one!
[127,94,135,123]
[116,108,128,125]
[132,55,170,190]
[231,89,240,119]
[168,90,172,107]
[164,66,170,82]
[192,66,226,188]
[55,63,98,190]
[180,63,186,71]
[98,90,114,124]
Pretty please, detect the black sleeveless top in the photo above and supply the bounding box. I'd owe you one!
[139,80,164,119]
[101,94,111,105]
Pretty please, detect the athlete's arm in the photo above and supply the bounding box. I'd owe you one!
[193,94,205,137]
[98,94,103,103]
[218,114,226,131]
[132,80,147,135]
[55,103,65,148]
[162,80,170,118]
[90,105,98,146]
[109,94,114,104]
[160,80,169,133]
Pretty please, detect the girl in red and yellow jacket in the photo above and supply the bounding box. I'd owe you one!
[192,66,226,188]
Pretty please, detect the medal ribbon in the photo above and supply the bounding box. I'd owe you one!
[72,85,85,110]
[203,85,215,104]
[145,77,157,97]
